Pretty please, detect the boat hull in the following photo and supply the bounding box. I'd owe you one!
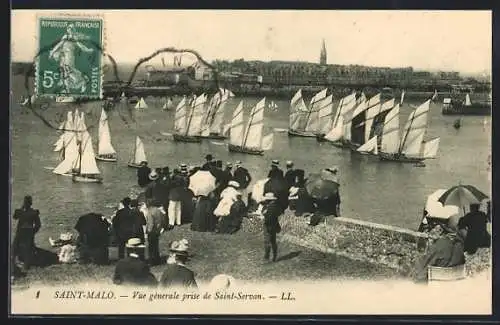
[95,154,117,162]
[173,134,202,143]
[379,152,425,163]
[72,174,103,183]
[442,103,491,116]
[228,144,264,156]
[199,133,228,140]
[287,129,317,138]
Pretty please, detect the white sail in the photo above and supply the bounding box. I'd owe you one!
[431,89,438,101]
[465,94,472,106]
[78,133,101,175]
[229,101,245,146]
[228,90,235,98]
[357,135,378,155]
[400,100,431,157]
[345,100,367,142]
[324,115,344,142]
[422,137,440,159]
[400,90,405,105]
[289,89,308,131]
[365,98,395,143]
[186,93,206,136]
[98,108,116,156]
[121,92,126,98]
[380,104,400,154]
[74,109,80,126]
[211,93,228,134]
[317,95,334,134]
[54,135,65,151]
[332,92,356,129]
[174,97,188,134]
[261,133,274,151]
[135,97,148,109]
[305,89,328,132]
[131,136,147,165]
[53,123,78,175]
[243,98,266,149]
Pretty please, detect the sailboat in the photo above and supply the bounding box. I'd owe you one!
[314,94,335,138]
[288,89,327,137]
[128,136,148,168]
[135,97,148,109]
[379,99,440,163]
[162,97,173,111]
[356,135,379,155]
[288,89,309,137]
[200,89,229,140]
[400,90,405,106]
[339,93,380,150]
[95,108,117,162]
[464,93,472,107]
[52,112,79,176]
[322,92,357,145]
[228,98,272,155]
[72,132,103,183]
[173,94,205,143]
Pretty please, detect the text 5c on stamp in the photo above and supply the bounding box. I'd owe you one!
[36,17,104,99]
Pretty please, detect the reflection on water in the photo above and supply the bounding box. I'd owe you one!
[11,97,491,230]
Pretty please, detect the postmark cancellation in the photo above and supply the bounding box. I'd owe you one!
[35,15,105,100]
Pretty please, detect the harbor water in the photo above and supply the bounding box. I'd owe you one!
[10,93,491,239]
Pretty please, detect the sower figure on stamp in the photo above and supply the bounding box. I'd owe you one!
[261,192,282,262]
[48,23,94,94]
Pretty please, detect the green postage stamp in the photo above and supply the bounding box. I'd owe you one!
[36,16,104,99]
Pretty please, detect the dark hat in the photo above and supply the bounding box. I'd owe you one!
[205,154,213,161]
[121,197,131,207]
[130,199,139,207]
[286,160,294,167]
[140,161,148,166]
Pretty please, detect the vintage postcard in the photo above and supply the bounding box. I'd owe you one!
[10,10,492,315]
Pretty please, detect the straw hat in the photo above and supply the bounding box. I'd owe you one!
[271,160,279,166]
[170,239,190,255]
[126,238,145,248]
[149,170,159,180]
[325,166,339,174]
[228,180,240,189]
[263,192,277,201]
[59,233,73,242]
[286,160,294,167]
[226,162,233,168]
[235,160,242,167]
[289,186,299,197]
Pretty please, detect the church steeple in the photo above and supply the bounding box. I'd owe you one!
[320,39,327,65]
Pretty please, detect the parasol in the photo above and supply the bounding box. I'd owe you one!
[305,173,339,200]
[189,170,217,196]
[425,189,460,220]
[438,184,489,209]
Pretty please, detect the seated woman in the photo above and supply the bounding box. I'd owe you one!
[49,233,78,264]
[216,193,246,234]
[75,213,111,265]
[214,181,241,219]
[411,216,466,283]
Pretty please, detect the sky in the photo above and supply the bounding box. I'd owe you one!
[11,10,492,75]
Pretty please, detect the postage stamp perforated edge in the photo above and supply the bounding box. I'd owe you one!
[34,12,106,100]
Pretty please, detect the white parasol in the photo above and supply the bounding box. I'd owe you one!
[425,189,460,220]
[189,170,217,196]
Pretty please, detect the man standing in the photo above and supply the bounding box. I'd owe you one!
[113,197,147,259]
[159,239,198,289]
[233,161,252,204]
[13,195,41,271]
[284,161,297,189]
[113,238,157,287]
[202,154,216,170]
[145,200,166,266]
[261,193,282,262]
[137,161,151,187]
[267,160,284,179]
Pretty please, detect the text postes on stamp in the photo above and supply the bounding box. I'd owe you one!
[36,17,104,100]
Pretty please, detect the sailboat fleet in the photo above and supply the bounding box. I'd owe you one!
[46,85,444,185]
[288,88,441,163]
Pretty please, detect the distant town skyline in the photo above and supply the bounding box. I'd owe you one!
[11,10,491,75]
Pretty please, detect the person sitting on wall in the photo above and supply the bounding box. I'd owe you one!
[411,215,466,283]
[458,203,491,255]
